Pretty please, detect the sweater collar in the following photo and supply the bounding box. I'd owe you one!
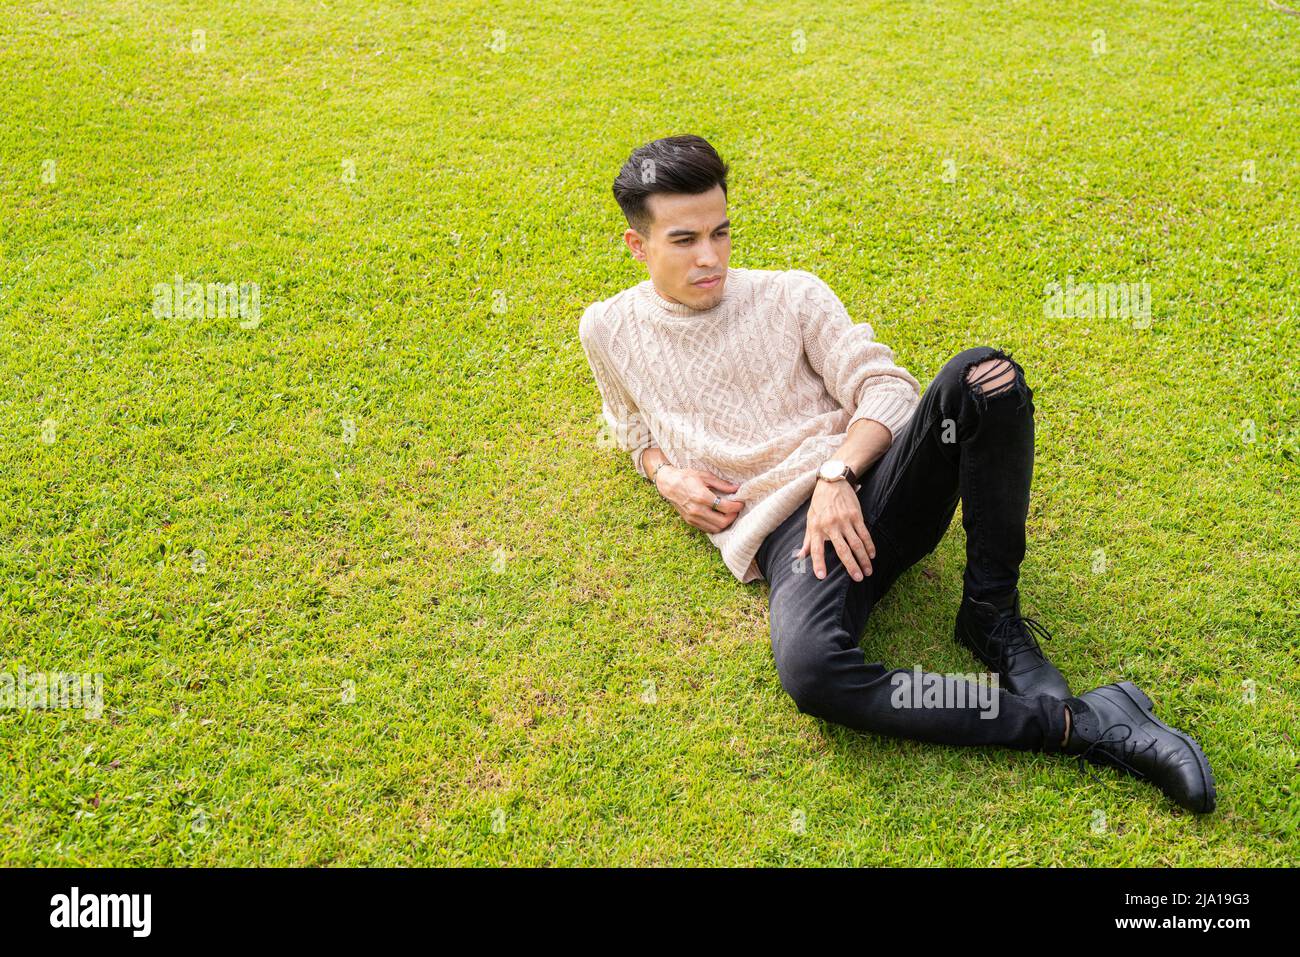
[640,269,742,318]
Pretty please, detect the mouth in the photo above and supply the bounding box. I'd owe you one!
[692,275,722,289]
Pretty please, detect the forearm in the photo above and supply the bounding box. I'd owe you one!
[834,418,894,482]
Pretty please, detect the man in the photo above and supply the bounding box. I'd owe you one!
[578,134,1216,814]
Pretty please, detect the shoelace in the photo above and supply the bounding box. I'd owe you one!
[1073,722,1159,785]
[988,613,1052,675]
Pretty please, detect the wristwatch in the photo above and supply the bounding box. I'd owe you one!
[818,458,858,486]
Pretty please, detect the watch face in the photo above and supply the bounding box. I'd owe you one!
[819,460,844,480]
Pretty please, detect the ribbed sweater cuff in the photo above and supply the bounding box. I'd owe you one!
[849,390,919,441]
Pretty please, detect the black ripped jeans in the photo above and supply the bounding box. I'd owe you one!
[754,347,1068,753]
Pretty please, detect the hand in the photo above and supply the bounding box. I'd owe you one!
[655,466,745,534]
[798,478,875,581]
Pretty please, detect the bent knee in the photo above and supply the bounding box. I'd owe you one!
[965,357,1017,398]
[774,647,840,717]
[940,346,1025,401]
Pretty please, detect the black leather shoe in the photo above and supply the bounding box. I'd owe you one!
[1063,681,1217,814]
[955,591,1072,699]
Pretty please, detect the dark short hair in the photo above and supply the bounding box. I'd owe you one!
[612,135,729,233]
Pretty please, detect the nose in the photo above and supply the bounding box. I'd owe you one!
[697,242,719,268]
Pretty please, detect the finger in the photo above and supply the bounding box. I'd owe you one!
[692,489,742,511]
[702,474,741,492]
[855,521,877,560]
[839,529,868,580]
[695,492,742,513]
[693,511,724,533]
[696,502,741,526]
[833,533,865,582]
[706,508,734,531]
[845,528,871,578]
[812,534,827,579]
[703,504,737,533]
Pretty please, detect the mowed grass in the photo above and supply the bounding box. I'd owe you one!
[0,0,1296,865]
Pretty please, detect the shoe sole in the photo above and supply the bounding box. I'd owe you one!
[1114,680,1217,814]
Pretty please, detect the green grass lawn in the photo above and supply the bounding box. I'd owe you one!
[1,0,1296,865]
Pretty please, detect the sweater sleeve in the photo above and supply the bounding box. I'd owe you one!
[578,303,659,479]
[784,270,921,440]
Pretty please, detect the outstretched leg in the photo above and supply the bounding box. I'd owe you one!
[755,493,1068,752]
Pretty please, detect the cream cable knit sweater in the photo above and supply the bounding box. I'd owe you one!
[578,267,921,584]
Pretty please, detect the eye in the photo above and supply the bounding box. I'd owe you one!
[674,238,691,245]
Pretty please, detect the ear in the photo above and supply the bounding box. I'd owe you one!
[623,227,647,262]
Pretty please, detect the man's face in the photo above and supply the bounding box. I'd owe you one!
[623,185,731,310]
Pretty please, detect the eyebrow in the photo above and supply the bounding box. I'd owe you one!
[665,219,730,238]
